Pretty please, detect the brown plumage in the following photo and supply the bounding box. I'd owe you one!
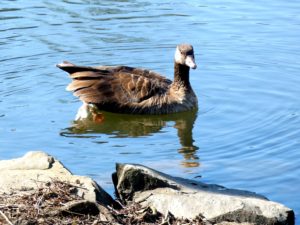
[57,44,198,116]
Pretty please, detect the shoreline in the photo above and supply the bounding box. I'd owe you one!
[0,151,294,225]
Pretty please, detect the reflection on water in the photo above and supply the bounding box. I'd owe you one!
[61,109,199,167]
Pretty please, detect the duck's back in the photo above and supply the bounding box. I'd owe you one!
[57,62,172,114]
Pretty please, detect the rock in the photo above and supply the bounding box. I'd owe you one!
[113,163,295,225]
[0,151,114,207]
[0,151,54,170]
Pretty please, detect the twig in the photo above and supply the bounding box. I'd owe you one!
[0,210,13,225]
[51,178,89,190]
[107,205,121,215]
[114,199,125,208]
[136,193,153,204]
[31,178,88,190]
[62,209,86,216]
[0,204,19,209]
[34,193,45,215]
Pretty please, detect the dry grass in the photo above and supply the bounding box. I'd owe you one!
[0,179,100,224]
[0,179,205,225]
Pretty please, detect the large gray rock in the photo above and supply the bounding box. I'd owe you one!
[113,163,294,225]
[0,151,114,207]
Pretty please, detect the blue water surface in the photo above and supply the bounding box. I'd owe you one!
[0,0,299,222]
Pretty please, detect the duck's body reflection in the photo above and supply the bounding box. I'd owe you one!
[61,109,199,167]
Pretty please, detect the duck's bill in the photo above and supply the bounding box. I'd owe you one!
[185,56,197,69]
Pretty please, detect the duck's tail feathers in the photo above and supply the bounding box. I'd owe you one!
[56,61,101,74]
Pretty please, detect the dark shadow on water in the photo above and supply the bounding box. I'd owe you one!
[60,109,199,167]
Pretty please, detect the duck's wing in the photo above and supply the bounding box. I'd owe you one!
[57,61,172,105]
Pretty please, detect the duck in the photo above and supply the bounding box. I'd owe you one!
[57,43,198,118]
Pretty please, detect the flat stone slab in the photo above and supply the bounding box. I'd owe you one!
[0,151,114,207]
[113,163,294,225]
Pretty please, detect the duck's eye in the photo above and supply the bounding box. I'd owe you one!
[180,51,187,56]
[186,50,194,55]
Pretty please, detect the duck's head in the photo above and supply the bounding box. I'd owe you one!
[174,44,197,69]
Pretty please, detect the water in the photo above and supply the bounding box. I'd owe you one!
[1,0,299,222]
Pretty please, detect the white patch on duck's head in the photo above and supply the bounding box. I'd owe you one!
[174,44,197,69]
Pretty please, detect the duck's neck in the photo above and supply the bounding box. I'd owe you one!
[173,62,191,89]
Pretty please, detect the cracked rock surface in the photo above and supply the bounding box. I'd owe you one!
[113,163,295,225]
